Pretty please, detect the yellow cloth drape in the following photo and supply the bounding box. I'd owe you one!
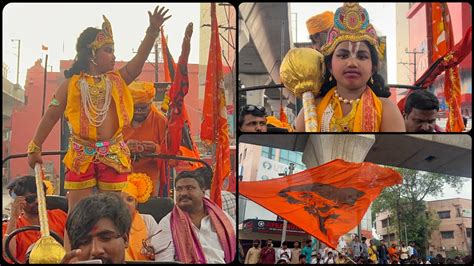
[63,70,134,174]
[125,212,149,261]
[316,87,382,132]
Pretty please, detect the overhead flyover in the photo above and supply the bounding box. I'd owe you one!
[239,135,472,178]
[239,2,293,100]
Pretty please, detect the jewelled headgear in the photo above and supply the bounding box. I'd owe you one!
[88,15,114,57]
[321,3,383,59]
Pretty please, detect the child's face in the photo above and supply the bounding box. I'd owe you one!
[330,41,373,91]
[95,44,116,73]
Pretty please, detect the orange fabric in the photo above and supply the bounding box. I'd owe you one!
[280,106,288,124]
[123,108,167,190]
[125,212,149,261]
[63,70,133,174]
[429,3,464,132]
[306,11,334,35]
[239,159,402,249]
[200,3,231,208]
[388,247,399,261]
[2,209,67,264]
[128,81,156,104]
[161,26,177,83]
[316,87,382,132]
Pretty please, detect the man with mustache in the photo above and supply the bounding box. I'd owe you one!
[2,175,67,263]
[60,193,131,264]
[154,169,236,263]
[403,89,442,132]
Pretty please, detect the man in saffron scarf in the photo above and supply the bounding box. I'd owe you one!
[154,169,236,263]
[306,11,334,51]
[123,81,167,196]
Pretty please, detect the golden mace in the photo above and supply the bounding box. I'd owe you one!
[280,48,325,132]
[28,163,66,263]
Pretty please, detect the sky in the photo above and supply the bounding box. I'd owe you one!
[3,3,201,86]
[290,2,397,83]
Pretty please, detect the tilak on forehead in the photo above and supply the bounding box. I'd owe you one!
[321,3,383,59]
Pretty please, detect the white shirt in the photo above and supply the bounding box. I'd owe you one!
[154,210,236,263]
[407,246,414,256]
[277,247,292,262]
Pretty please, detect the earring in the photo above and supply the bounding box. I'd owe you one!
[370,77,374,84]
[91,59,98,66]
[329,75,333,82]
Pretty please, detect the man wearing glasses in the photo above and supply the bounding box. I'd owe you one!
[2,175,67,263]
[239,104,268,132]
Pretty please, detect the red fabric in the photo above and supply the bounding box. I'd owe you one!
[200,3,231,208]
[397,25,472,117]
[280,106,288,124]
[2,209,67,263]
[239,159,402,249]
[64,162,128,190]
[160,26,176,83]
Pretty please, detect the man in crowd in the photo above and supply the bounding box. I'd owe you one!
[378,240,389,264]
[349,235,363,261]
[238,104,267,132]
[244,239,261,264]
[361,236,369,261]
[290,241,301,264]
[123,81,168,196]
[277,241,292,263]
[306,11,334,51]
[259,239,276,264]
[60,193,131,264]
[2,175,67,263]
[154,168,235,263]
[301,238,316,264]
[404,90,441,132]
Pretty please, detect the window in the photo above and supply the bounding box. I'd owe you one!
[261,147,275,160]
[467,228,471,239]
[441,231,454,239]
[382,218,390,228]
[438,211,451,219]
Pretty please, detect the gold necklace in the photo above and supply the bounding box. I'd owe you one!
[334,90,361,104]
[330,98,359,132]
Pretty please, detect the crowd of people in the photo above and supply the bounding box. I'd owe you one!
[242,236,472,264]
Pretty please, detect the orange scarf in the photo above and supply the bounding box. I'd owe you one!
[125,212,149,261]
[316,87,382,132]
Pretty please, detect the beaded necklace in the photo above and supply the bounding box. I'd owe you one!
[79,74,112,127]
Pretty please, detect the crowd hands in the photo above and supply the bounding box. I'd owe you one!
[242,236,472,265]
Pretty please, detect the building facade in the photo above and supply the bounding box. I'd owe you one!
[406,3,472,120]
[375,198,472,257]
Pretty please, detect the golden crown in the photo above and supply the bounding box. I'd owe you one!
[88,15,114,53]
[321,3,384,59]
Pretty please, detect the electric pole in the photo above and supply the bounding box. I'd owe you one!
[398,48,424,83]
[11,39,21,85]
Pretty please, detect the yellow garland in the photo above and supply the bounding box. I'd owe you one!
[43,180,54,195]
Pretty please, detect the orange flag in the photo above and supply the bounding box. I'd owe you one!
[200,3,231,208]
[429,3,464,132]
[280,105,288,124]
[239,159,402,249]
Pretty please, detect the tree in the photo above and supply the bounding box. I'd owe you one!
[372,167,466,256]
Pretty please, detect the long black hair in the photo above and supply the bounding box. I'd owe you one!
[319,40,390,98]
[64,27,100,78]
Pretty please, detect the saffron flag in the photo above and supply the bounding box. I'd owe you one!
[200,3,231,208]
[239,159,402,249]
[161,23,201,172]
[280,106,288,124]
[429,3,464,132]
